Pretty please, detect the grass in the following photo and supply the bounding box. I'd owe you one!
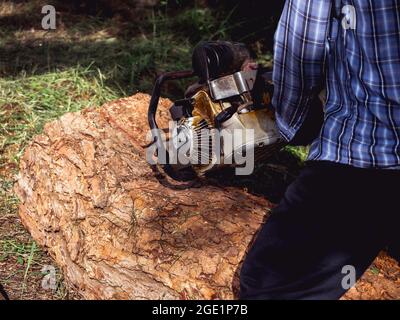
[0,67,119,165]
[0,238,69,299]
[285,146,309,163]
[0,240,38,265]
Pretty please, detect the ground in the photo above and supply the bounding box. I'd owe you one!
[0,0,399,300]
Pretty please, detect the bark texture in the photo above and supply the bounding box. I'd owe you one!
[14,94,269,300]
[15,94,400,300]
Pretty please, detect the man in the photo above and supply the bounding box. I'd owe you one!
[240,0,400,299]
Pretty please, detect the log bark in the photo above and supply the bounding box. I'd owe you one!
[14,93,269,300]
[14,93,400,300]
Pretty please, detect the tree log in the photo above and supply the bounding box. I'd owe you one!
[14,93,400,300]
[14,94,269,300]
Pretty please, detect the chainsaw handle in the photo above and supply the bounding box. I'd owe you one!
[148,70,195,169]
[148,70,194,134]
[147,70,198,182]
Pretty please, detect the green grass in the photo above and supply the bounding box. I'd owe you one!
[0,67,119,164]
[285,146,309,163]
[0,238,68,298]
[370,266,381,275]
[0,240,38,265]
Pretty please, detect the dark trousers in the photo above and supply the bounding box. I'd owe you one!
[240,161,400,300]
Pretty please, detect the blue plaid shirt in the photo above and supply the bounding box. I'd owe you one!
[272,0,400,169]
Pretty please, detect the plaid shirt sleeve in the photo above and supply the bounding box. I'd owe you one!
[272,0,332,141]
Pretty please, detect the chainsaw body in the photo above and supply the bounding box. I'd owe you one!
[148,41,284,178]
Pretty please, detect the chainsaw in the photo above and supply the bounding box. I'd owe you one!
[147,41,285,180]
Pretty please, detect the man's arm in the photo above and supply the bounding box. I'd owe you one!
[272,0,332,142]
